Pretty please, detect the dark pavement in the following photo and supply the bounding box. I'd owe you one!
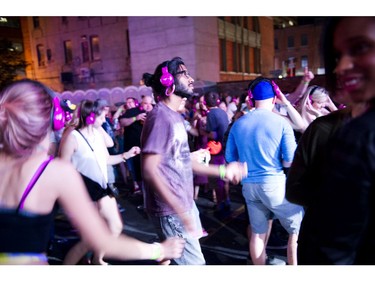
[47,181,288,265]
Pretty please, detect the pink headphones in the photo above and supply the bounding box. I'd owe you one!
[160,66,174,88]
[86,112,96,125]
[51,96,65,131]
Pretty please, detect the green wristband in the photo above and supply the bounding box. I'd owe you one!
[151,242,162,262]
[219,165,226,180]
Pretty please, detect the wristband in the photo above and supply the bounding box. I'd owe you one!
[133,116,137,122]
[219,165,226,180]
[122,153,127,162]
[151,242,162,262]
[303,80,309,85]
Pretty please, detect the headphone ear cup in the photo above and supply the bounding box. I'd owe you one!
[160,66,174,87]
[52,96,65,131]
[247,89,253,99]
[271,80,280,95]
[86,112,96,125]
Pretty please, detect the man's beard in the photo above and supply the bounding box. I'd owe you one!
[174,82,197,99]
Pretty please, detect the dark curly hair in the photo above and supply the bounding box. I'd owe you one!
[142,57,186,101]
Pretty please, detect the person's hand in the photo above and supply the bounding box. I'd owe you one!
[137,112,147,122]
[272,81,290,106]
[123,146,141,160]
[158,237,186,264]
[178,211,200,237]
[303,67,314,83]
[225,162,247,184]
[190,149,210,165]
[325,96,338,111]
[113,105,125,119]
[305,99,321,116]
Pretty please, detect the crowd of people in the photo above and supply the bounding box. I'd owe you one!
[1,16,374,266]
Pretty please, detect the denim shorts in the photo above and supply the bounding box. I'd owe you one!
[150,203,206,265]
[242,181,304,234]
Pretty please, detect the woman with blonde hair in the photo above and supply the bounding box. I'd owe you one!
[296,85,338,126]
[0,79,184,265]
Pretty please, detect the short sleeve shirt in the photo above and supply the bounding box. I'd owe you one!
[141,102,194,216]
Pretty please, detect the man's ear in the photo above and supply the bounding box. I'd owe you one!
[165,84,175,97]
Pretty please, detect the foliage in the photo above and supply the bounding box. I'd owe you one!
[0,39,28,90]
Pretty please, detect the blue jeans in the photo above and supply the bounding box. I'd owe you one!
[150,203,206,265]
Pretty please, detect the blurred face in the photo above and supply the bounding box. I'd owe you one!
[311,89,329,110]
[312,98,328,110]
[334,17,375,103]
[94,110,106,127]
[141,96,153,112]
[219,101,227,111]
[126,98,136,109]
[103,106,110,117]
[174,65,195,96]
[198,95,207,111]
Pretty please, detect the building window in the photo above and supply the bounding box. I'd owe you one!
[13,42,23,52]
[218,17,261,75]
[301,55,308,68]
[287,36,294,48]
[90,35,100,61]
[33,17,40,28]
[301,34,308,46]
[233,42,238,72]
[81,35,89,63]
[244,46,250,73]
[253,17,260,33]
[126,30,131,57]
[220,38,227,71]
[254,48,261,73]
[64,40,73,64]
[243,17,248,29]
[47,49,52,62]
[62,17,68,25]
[36,44,45,67]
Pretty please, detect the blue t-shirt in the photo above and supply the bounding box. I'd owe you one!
[225,108,297,184]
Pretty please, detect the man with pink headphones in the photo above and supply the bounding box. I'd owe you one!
[225,77,304,265]
[141,57,246,265]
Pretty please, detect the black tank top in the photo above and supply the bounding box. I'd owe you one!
[0,156,55,252]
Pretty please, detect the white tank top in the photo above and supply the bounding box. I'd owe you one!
[71,129,108,189]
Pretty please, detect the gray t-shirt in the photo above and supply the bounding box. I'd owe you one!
[141,102,194,216]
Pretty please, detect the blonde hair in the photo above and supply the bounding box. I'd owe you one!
[0,79,53,158]
[309,86,329,103]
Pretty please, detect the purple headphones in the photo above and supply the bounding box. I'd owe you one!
[86,112,96,125]
[160,66,174,88]
[50,96,65,131]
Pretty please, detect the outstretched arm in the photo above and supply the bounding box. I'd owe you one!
[54,159,185,262]
[272,81,308,132]
[287,67,315,106]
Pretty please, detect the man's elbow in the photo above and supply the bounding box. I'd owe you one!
[282,160,292,168]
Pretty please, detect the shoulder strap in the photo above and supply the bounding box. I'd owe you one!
[16,155,54,212]
[75,129,107,185]
[76,129,94,151]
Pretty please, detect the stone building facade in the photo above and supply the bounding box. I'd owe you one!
[19,16,275,93]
